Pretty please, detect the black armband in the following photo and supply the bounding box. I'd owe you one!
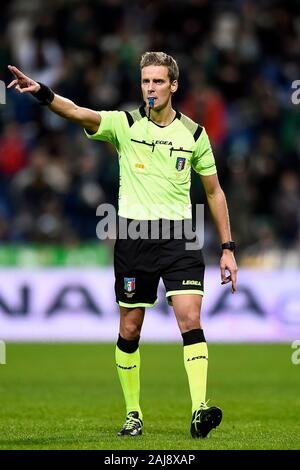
[31,82,55,105]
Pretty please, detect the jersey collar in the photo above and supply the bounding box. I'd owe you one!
[139,105,181,128]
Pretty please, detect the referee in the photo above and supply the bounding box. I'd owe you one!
[8,52,237,439]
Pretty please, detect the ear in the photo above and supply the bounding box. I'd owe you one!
[170,80,178,94]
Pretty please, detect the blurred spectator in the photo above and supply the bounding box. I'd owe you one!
[0,0,299,266]
[181,85,227,147]
[0,122,27,175]
[272,171,300,247]
[66,153,105,239]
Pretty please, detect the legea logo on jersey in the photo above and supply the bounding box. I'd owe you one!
[176,157,186,171]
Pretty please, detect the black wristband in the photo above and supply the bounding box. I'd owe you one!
[221,241,236,252]
[31,82,55,105]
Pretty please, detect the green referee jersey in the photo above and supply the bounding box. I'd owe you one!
[84,106,217,220]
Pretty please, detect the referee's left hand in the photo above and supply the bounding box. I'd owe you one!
[220,252,238,293]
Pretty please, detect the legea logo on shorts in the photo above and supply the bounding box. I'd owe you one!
[182,280,201,286]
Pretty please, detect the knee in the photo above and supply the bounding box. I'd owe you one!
[120,321,142,341]
[178,312,201,333]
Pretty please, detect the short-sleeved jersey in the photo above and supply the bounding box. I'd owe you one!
[84,106,216,220]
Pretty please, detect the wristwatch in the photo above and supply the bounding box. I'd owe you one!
[221,241,236,252]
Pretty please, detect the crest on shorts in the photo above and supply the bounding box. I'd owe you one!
[175,157,186,171]
[124,277,135,293]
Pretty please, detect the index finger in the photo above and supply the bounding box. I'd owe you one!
[8,65,26,79]
[231,270,237,293]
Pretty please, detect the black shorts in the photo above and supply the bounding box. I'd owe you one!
[114,219,205,308]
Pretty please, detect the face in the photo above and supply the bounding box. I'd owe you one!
[141,65,178,111]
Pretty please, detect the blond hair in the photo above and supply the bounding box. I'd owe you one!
[140,52,179,82]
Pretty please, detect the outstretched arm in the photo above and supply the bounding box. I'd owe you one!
[7,65,100,134]
[200,173,238,293]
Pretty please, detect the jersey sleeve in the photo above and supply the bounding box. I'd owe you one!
[83,110,126,151]
[191,128,217,176]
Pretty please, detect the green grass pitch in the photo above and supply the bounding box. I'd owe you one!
[0,343,299,450]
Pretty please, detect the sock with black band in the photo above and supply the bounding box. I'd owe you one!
[115,335,142,419]
[182,328,208,413]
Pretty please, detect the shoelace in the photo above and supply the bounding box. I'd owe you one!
[123,415,141,430]
[192,400,210,428]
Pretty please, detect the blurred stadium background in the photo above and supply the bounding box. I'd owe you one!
[0,0,300,452]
